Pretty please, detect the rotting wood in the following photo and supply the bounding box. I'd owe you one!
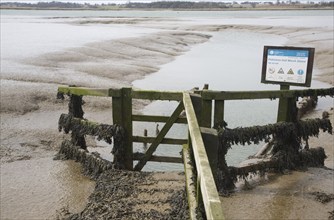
[134,101,185,171]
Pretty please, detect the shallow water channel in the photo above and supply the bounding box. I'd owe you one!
[132,30,333,170]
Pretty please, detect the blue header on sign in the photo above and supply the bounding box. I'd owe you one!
[268,49,309,57]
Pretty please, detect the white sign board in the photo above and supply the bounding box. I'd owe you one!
[261,46,314,87]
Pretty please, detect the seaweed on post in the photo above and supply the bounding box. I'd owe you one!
[56,88,127,170]
[216,118,332,193]
[57,114,126,169]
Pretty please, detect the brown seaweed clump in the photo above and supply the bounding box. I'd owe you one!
[54,140,114,179]
[65,170,189,220]
[216,118,333,192]
[57,113,126,169]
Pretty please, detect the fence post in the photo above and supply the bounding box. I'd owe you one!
[214,100,225,128]
[201,127,219,185]
[112,87,133,170]
[277,85,292,122]
[69,94,87,150]
[201,87,212,128]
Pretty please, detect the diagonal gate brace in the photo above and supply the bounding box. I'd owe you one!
[134,101,184,171]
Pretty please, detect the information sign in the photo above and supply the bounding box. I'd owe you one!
[261,46,315,87]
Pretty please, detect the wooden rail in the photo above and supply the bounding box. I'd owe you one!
[183,93,225,220]
[58,86,183,100]
[201,87,334,100]
[58,86,186,170]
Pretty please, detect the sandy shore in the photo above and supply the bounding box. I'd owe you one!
[1,14,333,219]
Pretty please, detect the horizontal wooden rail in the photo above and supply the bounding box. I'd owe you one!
[132,89,183,101]
[133,152,182,163]
[58,86,333,102]
[183,92,225,220]
[133,136,187,145]
[202,87,334,100]
[58,86,111,97]
[132,114,187,124]
[58,86,185,101]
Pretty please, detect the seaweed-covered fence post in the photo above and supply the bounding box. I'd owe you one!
[112,87,133,170]
[69,94,87,150]
[216,118,332,193]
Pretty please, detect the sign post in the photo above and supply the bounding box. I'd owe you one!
[261,46,315,122]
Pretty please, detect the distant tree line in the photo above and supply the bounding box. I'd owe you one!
[0,1,99,9]
[1,0,333,9]
[124,1,229,9]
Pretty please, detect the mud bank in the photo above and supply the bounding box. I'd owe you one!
[0,31,210,114]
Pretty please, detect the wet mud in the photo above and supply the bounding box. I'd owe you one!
[62,170,188,220]
[0,158,95,220]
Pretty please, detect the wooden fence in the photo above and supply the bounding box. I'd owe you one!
[58,85,333,220]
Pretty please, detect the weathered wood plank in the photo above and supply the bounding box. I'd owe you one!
[201,99,212,128]
[214,100,225,128]
[202,87,334,100]
[183,93,225,220]
[277,85,291,122]
[122,88,133,170]
[134,102,184,171]
[132,136,187,145]
[112,88,133,170]
[132,114,187,124]
[132,89,183,101]
[183,144,198,220]
[133,152,182,163]
[200,127,219,185]
[58,86,111,97]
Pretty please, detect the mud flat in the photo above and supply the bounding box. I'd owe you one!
[0,25,211,219]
